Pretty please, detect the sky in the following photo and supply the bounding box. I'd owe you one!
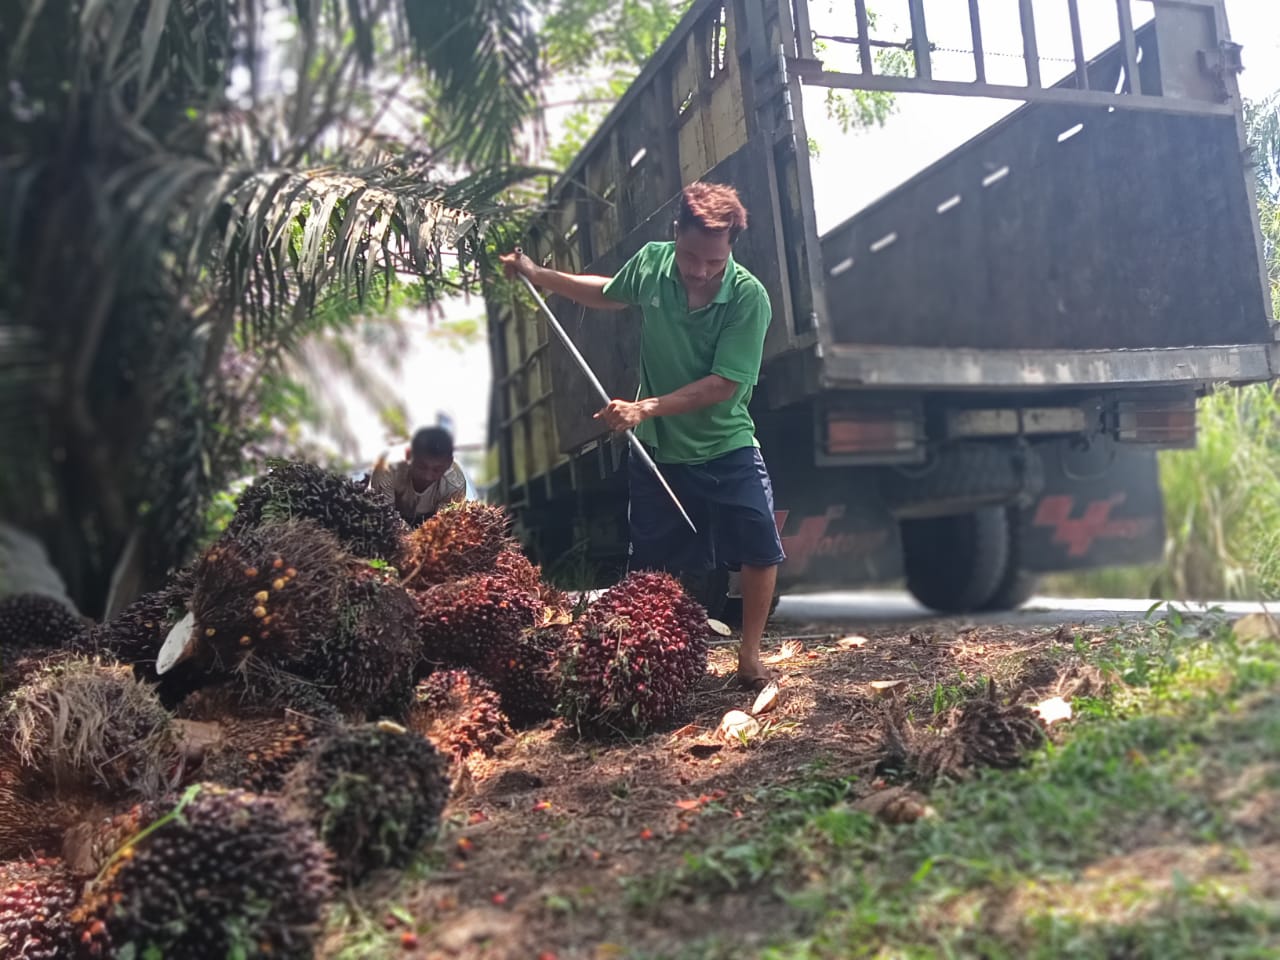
[330,0,1280,476]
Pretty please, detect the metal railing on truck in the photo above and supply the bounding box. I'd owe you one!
[484,0,1272,507]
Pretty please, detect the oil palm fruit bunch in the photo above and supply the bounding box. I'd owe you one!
[557,573,711,733]
[185,519,346,674]
[3,659,182,800]
[83,569,193,672]
[0,757,88,865]
[476,624,565,726]
[415,573,542,671]
[72,785,333,959]
[0,856,78,959]
[176,684,336,793]
[0,593,85,654]
[493,550,574,625]
[81,569,199,706]
[409,669,511,762]
[0,749,119,863]
[283,722,450,882]
[228,460,407,563]
[400,501,516,589]
[0,648,81,699]
[298,564,419,720]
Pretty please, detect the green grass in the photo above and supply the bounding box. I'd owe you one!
[623,614,1280,959]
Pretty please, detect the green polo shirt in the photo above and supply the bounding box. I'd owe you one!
[601,240,771,464]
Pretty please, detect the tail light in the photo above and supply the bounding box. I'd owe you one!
[821,407,923,463]
[1114,399,1197,447]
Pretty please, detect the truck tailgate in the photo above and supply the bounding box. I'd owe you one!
[818,33,1271,356]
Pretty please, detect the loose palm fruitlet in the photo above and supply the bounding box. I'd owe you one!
[228,460,407,563]
[72,785,333,960]
[283,723,450,882]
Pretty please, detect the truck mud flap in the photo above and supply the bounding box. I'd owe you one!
[769,469,902,595]
[1019,439,1165,573]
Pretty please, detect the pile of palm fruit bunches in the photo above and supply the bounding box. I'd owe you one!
[0,461,712,959]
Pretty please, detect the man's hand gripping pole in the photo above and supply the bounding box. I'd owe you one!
[514,269,697,534]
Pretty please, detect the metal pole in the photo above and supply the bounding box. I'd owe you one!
[515,271,698,534]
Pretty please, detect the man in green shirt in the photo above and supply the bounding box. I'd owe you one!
[500,182,785,689]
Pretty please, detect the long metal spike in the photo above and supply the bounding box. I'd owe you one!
[515,270,698,534]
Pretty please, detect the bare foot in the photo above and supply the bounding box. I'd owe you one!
[735,667,775,692]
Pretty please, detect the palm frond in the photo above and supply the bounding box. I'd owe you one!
[401,0,541,167]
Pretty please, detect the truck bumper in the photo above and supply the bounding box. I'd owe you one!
[819,342,1278,391]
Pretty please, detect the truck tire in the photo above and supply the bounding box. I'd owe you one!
[901,507,1010,614]
[982,568,1040,611]
[882,443,1044,520]
[980,507,1040,612]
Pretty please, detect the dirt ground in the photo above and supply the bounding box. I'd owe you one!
[321,614,1110,960]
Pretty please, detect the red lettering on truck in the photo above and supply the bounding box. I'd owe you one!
[1032,494,1155,558]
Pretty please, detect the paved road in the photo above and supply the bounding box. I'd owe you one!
[773,590,1275,629]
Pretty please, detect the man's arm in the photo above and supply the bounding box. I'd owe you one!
[368,454,396,499]
[499,250,627,312]
[595,375,737,431]
[595,279,769,433]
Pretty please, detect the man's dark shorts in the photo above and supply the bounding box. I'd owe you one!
[628,445,786,573]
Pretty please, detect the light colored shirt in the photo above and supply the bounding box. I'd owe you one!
[372,459,467,522]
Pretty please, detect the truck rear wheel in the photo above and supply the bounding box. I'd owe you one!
[901,507,1010,614]
[980,507,1040,612]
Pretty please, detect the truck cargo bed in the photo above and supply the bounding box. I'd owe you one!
[818,99,1270,352]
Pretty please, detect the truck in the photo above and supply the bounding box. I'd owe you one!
[483,0,1276,620]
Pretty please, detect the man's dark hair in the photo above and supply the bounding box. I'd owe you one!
[411,426,454,460]
[677,182,749,242]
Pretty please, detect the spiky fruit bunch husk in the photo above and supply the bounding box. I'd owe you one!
[0,593,84,654]
[476,624,565,726]
[72,785,333,960]
[283,723,450,882]
[298,566,419,720]
[228,460,408,563]
[493,551,574,625]
[912,699,1046,785]
[0,857,78,959]
[557,572,710,732]
[409,670,511,761]
[177,684,336,793]
[190,519,346,671]
[3,659,181,800]
[401,501,516,589]
[415,573,542,671]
